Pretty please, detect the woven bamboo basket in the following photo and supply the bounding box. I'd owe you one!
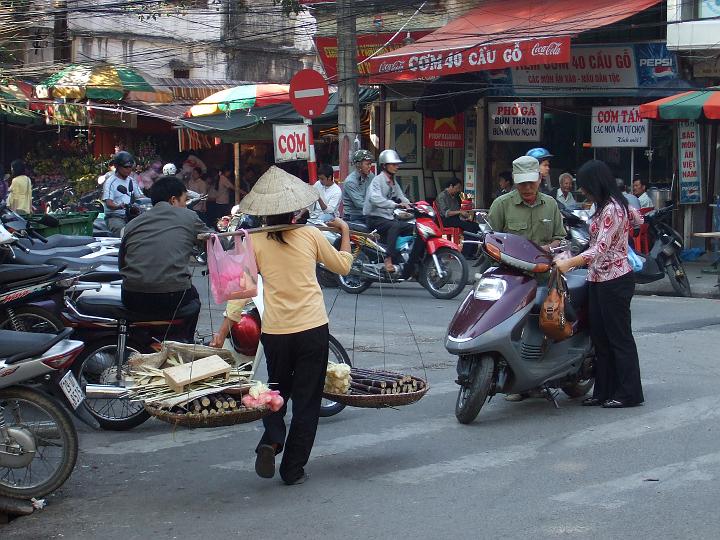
[323,381,429,408]
[144,403,269,428]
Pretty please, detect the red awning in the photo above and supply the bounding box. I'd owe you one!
[368,0,662,81]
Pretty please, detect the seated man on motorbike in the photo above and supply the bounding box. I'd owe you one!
[119,176,211,341]
[342,149,374,223]
[488,155,566,252]
[436,177,480,259]
[363,149,414,274]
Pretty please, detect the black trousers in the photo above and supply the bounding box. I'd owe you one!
[442,216,480,257]
[588,273,644,404]
[121,285,200,342]
[367,216,415,264]
[257,324,329,483]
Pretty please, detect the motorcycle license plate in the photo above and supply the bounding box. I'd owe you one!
[59,371,85,410]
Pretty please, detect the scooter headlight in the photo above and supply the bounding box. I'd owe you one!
[474,277,506,300]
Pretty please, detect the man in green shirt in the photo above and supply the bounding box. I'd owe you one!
[488,155,565,251]
[488,155,566,403]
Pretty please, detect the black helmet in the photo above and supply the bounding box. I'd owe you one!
[113,151,135,168]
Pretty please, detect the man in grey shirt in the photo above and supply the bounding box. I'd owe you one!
[342,149,374,222]
[119,176,210,340]
[363,149,413,273]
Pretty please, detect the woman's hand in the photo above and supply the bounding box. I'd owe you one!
[328,217,351,254]
[327,217,349,231]
[555,258,574,274]
[209,332,226,348]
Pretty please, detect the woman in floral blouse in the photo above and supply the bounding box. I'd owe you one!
[555,160,644,408]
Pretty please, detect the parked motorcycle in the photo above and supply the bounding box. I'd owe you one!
[560,202,691,297]
[331,202,469,300]
[445,227,594,424]
[0,328,87,498]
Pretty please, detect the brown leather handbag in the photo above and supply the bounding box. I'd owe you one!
[540,268,574,341]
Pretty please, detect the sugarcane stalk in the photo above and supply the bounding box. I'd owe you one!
[350,382,383,394]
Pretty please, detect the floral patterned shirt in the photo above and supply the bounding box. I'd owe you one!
[581,200,643,282]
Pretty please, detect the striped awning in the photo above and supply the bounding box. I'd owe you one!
[639,88,720,120]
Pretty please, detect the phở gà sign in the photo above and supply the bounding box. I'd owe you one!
[487,102,541,142]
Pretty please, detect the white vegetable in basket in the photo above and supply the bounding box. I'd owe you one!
[324,362,351,394]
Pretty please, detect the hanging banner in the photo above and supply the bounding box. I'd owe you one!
[369,37,570,82]
[678,121,702,204]
[591,106,649,147]
[487,102,541,141]
[273,124,309,163]
[463,114,477,196]
[315,32,432,82]
[423,113,464,149]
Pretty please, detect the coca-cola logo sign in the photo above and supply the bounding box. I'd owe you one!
[531,42,563,56]
[378,61,404,73]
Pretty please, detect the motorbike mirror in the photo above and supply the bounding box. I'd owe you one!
[116,185,128,195]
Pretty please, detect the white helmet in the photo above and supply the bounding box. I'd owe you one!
[162,163,177,175]
[378,149,403,166]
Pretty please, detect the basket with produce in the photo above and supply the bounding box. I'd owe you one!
[127,343,278,428]
[322,364,428,408]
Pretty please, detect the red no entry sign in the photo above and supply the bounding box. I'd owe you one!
[289,69,329,120]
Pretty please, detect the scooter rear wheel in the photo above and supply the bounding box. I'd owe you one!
[455,355,494,424]
[665,255,692,297]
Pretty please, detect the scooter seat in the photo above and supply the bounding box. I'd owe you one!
[18,235,95,249]
[0,264,62,285]
[75,294,201,322]
[348,221,369,233]
[0,328,73,364]
[8,247,103,266]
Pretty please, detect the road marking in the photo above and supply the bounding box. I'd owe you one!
[85,423,260,455]
[552,450,720,509]
[373,442,541,485]
[561,395,720,449]
[213,416,459,472]
[370,395,720,485]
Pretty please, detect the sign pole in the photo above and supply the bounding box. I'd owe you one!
[630,148,635,184]
[306,118,317,185]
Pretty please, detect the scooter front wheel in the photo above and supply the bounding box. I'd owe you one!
[665,255,692,297]
[455,355,494,424]
[421,248,469,300]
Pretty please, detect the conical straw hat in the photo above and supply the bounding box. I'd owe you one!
[238,166,319,216]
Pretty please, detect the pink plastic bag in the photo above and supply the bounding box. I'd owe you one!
[206,231,258,304]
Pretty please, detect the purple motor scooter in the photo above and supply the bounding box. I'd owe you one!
[445,227,594,424]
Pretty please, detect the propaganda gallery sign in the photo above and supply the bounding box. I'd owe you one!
[591,106,649,147]
[678,121,702,204]
[488,102,541,142]
[369,37,571,81]
[423,113,464,149]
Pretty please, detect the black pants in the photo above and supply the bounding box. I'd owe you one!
[367,216,415,264]
[442,216,480,257]
[257,324,329,483]
[121,286,200,342]
[588,273,644,404]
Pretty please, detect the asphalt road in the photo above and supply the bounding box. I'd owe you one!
[5,277,720,539]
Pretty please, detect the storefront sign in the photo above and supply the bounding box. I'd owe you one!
[678,121,702,204]
[487,102,541,142]
[368,37,571,82]
[272,124,309,163]
[315,32,431,82]
[423,113,464,149]
[591,106,648,147]
[509,43,680,96]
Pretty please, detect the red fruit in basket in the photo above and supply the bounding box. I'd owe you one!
[230,312,261,356]
[242,395,259,408]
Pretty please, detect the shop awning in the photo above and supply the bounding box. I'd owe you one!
[367,0,662,81]
[176,87,379,142]
[639,88,720,120]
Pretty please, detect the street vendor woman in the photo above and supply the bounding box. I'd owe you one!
[236,166,352,486]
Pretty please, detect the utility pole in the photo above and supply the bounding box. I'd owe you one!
[336,0,360,180]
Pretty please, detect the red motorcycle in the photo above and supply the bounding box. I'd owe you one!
[333,202,469,299]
